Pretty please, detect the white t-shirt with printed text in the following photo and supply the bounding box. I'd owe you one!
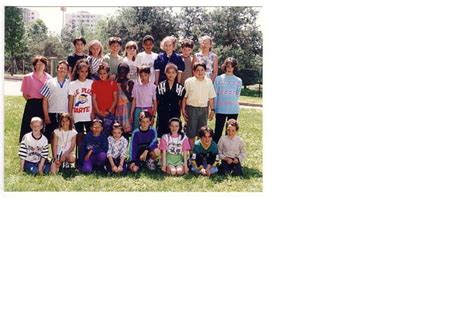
[68,79,93,123]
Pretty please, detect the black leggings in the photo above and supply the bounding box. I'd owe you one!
[44,113,62,144]
[213,113,238,144]
[19,99,44,143]
[219,160,243,176]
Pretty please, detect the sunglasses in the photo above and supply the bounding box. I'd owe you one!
[126,47,137,50]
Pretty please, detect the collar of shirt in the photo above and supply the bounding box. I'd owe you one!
[57,77,68,88]
[33,72,49,84]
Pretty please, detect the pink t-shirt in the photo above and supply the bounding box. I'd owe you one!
[159,133,191,154]
[21,72,52,99]
[131,82,156,108]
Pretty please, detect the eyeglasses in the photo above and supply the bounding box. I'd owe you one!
[126,47,137,50]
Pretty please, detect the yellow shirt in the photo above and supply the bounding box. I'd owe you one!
[184,77,217,107]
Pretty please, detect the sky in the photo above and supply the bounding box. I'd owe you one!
[23,6,262,36]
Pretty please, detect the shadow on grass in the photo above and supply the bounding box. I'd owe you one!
[57,166,167,180]
[209,167,263,184]
[140,168,166,180]
[61,168,78,180]
[242,167,263,179]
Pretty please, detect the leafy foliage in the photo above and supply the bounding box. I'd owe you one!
[209,7,263,86]
[5,7,27,75]
[176,7,211,44]
[25,19,64,62]
[104,7,178,52]
[6,6,263,84]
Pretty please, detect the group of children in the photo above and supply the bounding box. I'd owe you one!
[19,34,246,178]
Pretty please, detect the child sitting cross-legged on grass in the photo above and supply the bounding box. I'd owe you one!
[159,117,190,176]
[191,126,220,176]
[217,119,246,177]
[129,110,160,173]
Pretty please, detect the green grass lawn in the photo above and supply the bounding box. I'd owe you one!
[240,87,263,104]
[3,96,263,192]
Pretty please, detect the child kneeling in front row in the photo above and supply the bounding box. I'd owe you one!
[129,110,160,173]
[159,117,190,176]
[106,122,128,175]
[191,126,220,176]
[79,118,108,173]
[51,112,77,174]
[217,119,246,176]
[18,117,51,175]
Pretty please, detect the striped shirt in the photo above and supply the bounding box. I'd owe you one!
[18,132,49,163]
[87,55,104,78]
[40,77,70,113]
[214,74,242,115]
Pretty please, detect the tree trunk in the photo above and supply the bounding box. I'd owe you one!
[10,57,15,76]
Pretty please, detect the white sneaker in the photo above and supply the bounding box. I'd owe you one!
[146,158,156,170]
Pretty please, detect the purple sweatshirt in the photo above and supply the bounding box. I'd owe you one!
[129,127,158,163]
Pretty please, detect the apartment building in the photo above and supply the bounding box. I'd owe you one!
[21,8,39,24]
[65,10,103,32]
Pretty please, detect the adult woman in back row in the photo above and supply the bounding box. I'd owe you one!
[19,55,52,143]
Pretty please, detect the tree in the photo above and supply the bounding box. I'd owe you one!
[5,6,27,75]
[106,7,178,52]
[26,19,48,43]
[176,7,211,43]
[25,19,50,59]
[208,7,263,86]
[42,35,65,59]
[60,26,76,56]
[83,19,109,53]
